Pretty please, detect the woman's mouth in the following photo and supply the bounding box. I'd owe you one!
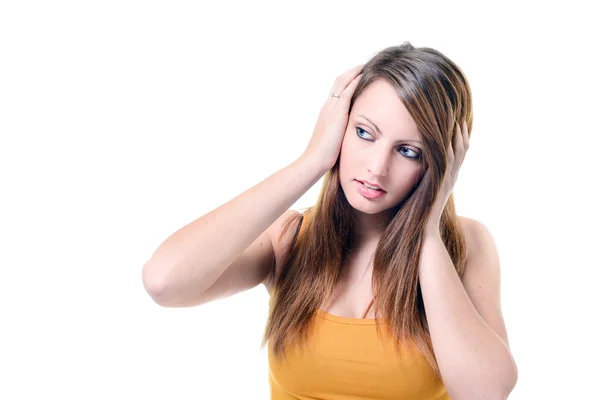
[355,180,386,199]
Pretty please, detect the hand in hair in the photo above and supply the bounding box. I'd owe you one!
[302,64,364,172]
[426,120,470,235]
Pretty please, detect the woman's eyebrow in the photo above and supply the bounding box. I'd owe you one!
[358,114,422,145]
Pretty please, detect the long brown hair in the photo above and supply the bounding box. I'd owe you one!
[260,41,473,382]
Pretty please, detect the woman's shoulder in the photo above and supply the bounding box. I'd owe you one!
[457,215,497,268]
[457,215,490,242]
[264,209,303,295]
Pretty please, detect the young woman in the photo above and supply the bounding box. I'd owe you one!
[142,42,519,399]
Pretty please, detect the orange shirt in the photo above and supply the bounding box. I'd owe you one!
[268,309,450,400]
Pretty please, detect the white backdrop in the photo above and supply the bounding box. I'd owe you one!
[1,1,598,399]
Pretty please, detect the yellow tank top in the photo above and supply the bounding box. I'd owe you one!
[268,308,450,400]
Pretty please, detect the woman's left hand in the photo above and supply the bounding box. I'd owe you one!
[425,120,470,236]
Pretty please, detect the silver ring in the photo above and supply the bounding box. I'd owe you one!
[331,92,341,98]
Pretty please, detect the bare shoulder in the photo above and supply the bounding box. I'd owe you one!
[263,209,303,295]
[457,215,499,271]
[458,214,495,239]
[458,215,475,258]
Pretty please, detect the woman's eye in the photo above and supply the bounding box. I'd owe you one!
[398,146,420,159]
[356,127,372,140]
[356,127,420,160]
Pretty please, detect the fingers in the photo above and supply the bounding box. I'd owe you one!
[328,63,365,101]
[456,120,469,152]
[338,73,363,103]
[449,120,469,167]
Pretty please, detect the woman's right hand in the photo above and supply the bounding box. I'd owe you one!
[301,64,364,172]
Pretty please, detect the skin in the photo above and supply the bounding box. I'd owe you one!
[339,78,425,251]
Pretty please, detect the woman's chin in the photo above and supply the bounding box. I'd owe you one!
[345,194,390,215]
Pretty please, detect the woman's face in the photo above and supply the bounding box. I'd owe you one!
[339,79,424,216]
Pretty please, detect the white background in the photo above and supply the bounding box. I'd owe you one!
[1,1,598,399]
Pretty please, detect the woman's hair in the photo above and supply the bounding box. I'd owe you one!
[260,41,473,382]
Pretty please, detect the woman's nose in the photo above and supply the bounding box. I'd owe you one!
[367,149,392,177]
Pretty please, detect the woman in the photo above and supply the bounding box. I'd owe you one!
[142,42,519,399]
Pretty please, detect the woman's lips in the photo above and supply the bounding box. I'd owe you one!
[356,180,385,191]
[355,180,386,199]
